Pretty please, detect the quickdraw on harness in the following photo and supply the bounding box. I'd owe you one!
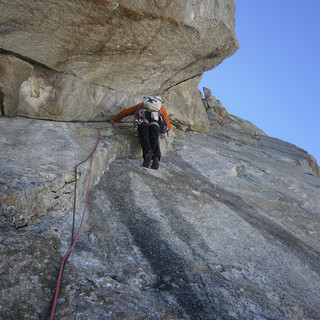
[133,108,168,137]
[133,108,147,134]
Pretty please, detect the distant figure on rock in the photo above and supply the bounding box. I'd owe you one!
[112,95,172,169]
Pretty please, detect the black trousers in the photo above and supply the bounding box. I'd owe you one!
[138,122,161,160]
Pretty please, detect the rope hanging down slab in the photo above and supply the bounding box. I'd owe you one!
[48,123,132,320]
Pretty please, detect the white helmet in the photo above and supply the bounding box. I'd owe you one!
[143,96,161,111]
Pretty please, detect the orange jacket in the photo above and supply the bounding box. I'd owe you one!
[112,102,172,131]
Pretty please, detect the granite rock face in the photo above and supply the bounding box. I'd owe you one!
[0,118,138,227]
[0,0,238,132]
[1,2,320,318]
[203,86,231,123]
[0,117,173,228]
[163,76,211,133]
[1,100,320,318]
[0,54,33,117]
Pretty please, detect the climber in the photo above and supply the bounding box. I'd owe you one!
[112,95,172,169]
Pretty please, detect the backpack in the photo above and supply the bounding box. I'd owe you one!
[142,96,162,112]
[133,108,168,135]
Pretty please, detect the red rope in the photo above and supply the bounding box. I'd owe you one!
[48,123,132,319]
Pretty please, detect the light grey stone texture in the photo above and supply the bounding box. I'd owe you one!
[0,118,140,227]
[1,111,319,319]
[0,0,238,133]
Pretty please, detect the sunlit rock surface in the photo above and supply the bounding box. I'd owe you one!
[1,106,319,319]
[1,1,319,318]
[0,0,238,132]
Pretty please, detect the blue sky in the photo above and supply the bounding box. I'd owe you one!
[199,0,320,163]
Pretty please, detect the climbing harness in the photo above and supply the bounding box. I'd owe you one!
[133,108,168,137]
[48,122,132,320]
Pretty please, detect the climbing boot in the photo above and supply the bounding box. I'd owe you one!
[151,157,160,170]
[142,153,152,168]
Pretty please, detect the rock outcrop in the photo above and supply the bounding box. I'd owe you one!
[203,86,231,123]
[164,76,211,132]
[1,96,320,319]
[0,0,238,132]
[0,117,173,228]
[2,1,320,319]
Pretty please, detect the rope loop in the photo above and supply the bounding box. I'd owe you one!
[48,123,132,319]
